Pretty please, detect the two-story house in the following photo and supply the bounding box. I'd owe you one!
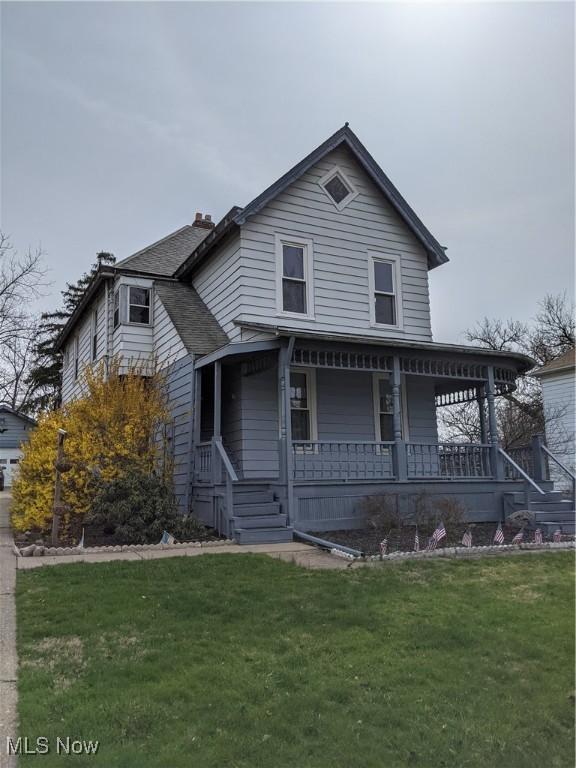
[57,125,570,543]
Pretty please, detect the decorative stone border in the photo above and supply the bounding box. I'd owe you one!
[15,539,236,558]
[329,540,576,563]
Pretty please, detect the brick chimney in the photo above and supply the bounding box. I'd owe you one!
[192,212,215,229]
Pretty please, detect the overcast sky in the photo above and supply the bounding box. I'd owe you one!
[1,1,573,342]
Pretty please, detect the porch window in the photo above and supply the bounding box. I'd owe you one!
[276,235,314,317]
[373,373,408,441]
[369,253,402,328]
[290,370,316,441]
[128,287,151,324]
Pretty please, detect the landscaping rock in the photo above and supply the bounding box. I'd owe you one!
[32,546,45,557]
[20,545,36,557]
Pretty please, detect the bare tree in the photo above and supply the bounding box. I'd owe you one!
[0,325,39,412]
[0,232,46,346]
[438,293,574,447]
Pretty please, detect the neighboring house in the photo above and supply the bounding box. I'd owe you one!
[0,405,36,488]
[55,125,570,542]
[533,348,575,491]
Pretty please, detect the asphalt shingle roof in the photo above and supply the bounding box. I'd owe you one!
[116,225,211,276]
[154,281,229,355]
[533,347,575,377]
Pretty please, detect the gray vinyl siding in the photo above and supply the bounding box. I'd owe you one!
[0,412,33,450]
[165,355,194,511]
[225,367,438,478]
[406,377,439,443]
[235,144,433,342]
[192,234,243,341]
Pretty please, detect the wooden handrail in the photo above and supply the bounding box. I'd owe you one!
[213,437,239,482]
[498,447,546,495]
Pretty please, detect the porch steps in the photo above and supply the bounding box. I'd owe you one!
[504,489,575,534]
[231,484,293,544]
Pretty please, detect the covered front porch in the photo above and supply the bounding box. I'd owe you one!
[193,336,528,486]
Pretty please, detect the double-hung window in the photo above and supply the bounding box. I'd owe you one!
[276,235,314,317]
[128,287,150,324]
[373,374,408,442]
[369,253,402,328]
[290,369,317,442]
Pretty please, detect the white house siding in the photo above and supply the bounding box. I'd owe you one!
[153,292,188,369]
[192,234,243,341]
[61,287,108,403]
[111,276,155,371]
[233,145,433,343]
[541,370,575,490]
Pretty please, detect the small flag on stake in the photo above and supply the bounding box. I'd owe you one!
[427,521,446,551]
[414,528,420,552]
[462,528,472,548]
[379,538,388,557]
[534,528,543,544]
[77,527,85,549]
[493,523,504,545]
[553,529,562,543]
[160,530,175,545]
[511,529,524,545]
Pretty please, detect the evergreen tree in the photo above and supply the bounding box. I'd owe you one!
[26,252,115,412]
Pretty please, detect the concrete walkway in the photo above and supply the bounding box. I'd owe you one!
[17,540,351,571]
[0,492,17,768]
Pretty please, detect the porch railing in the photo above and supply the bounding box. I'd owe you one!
[406,442,493,479]
[292,441,395,481]
[195,441,212,483]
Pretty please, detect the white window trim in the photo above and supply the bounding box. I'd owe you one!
[290,367,318,443]
[368,251,404,330]
[372,373,409,442]
[113,289,120,330]
[127,286,153,327]
[317,165,359,211]
[275,234,315,319]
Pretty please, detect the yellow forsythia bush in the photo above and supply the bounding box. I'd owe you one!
[12,358,171,534]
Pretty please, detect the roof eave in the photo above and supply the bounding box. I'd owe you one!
[54,266,115,352]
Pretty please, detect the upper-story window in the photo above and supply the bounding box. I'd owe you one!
[318,166,358,211]
[91,308,98,361]
[275,235,314,317]
[369,253,403,328]
[128,287,150,324]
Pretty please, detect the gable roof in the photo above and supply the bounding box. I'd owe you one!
[532,347,575,378]
[154,281,229,355]
[176,124,449,280]
[0,404,37,426]
[116,225,212,276]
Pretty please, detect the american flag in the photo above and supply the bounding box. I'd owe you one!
[493,523,504,545]
[379,538,388,556]
[534,528,543,544]
[414,528,420,552]
[160,530,175,545]
[553,529,562,543]
[511,529,524,545]
[462,528,472,548]
[427,521,446,550]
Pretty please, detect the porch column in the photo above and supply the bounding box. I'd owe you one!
[392,356,407,481]
[193,368,202,446]
[280,339,295,522]
[278,347,287,484]
[477,385,488,444]
[212,361,222,484]
[486,366,504,480]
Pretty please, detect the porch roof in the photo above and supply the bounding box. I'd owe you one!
[234,322,534,373]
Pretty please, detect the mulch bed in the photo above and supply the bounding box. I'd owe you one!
[311,523,571,556]
[14,522,222,548]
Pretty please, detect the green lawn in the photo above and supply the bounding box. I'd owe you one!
[16,553,574,767]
